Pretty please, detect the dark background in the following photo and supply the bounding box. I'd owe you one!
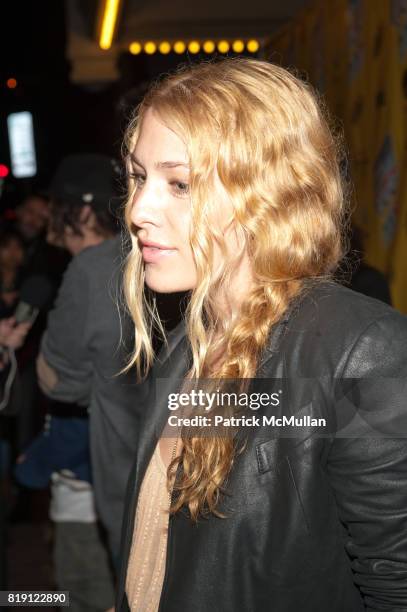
[0,1,263,209]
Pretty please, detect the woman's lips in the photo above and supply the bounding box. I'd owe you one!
[141,245,176,263]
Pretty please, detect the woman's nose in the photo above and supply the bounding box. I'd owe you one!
[130,181,162,227]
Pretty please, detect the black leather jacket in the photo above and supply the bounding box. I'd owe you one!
[117,281,407,611]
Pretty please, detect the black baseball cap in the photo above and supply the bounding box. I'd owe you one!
[49,154,122,212]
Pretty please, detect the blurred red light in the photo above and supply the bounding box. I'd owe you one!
[0,164,9,178]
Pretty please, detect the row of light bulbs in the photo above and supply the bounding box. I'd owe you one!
[129,39,260,56]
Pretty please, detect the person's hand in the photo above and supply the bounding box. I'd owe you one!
[46,226,65,248]
[0,317,32,350]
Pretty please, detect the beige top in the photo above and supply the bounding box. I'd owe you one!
[125,439,178,612]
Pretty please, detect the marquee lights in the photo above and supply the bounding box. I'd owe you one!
[232,40,245,53]
[144,41,156,55]
[174,41,186,54]
[247,39,260,53]
[203,41,216,53]
[217,40,230,53]
[129,42,142,55]
[159,41,171,54]
[128,39,260,56]
[188,41,200,54]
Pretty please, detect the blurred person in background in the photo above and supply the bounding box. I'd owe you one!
[0,314,33,591]
[31,154,149,608]
[15,194,49,242]
[0,231,24,318]
[15,404,114,612]
[14,193,69,286]
[8,194,70,461]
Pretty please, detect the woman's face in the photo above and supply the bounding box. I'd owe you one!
[129,108,253,299]
[129,108,196,293]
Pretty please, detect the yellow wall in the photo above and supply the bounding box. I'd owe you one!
[265,0,407,311]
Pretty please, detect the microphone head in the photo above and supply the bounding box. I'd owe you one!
[19,275,53,310]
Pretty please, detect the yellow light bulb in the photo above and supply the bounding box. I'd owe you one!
[232,40,244,53]
[174,41,186,54]
[144,41,157,55]
[217,40,230,54]
[159,41,171,54]
[203,40,215,53]
[188,41,200,54]
[247,39,259,53]
[129,42,141,55]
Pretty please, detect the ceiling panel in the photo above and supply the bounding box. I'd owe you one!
[119,0,312,40]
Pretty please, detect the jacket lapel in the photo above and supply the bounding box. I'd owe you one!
[136,333,190,496]
[117,324,189,609]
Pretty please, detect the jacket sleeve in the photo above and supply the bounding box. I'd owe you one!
[39,256,93,406]
[327,311,407,611]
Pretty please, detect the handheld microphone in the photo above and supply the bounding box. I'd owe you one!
[14,275,53,325]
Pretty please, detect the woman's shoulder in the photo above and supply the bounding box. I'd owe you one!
[291,279,406,334]
[275,280,407,378]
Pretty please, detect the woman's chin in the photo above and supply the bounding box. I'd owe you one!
[144,273,195,294]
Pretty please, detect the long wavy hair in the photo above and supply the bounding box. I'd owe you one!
[122,58,347,521]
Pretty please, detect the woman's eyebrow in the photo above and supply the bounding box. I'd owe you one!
[130,153,189,171]
[155,161,189,170]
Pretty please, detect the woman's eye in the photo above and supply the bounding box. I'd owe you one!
[171,181,190,196]
[128,172,146,187]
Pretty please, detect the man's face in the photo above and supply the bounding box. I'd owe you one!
[59,206,104,256]
[16,197,50,240]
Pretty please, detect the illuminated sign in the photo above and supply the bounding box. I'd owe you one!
[7,112,37,178]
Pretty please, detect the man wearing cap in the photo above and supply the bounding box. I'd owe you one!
[34,155,148,596]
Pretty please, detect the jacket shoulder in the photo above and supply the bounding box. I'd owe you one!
[292,280,406,334]
[278,281,407,377]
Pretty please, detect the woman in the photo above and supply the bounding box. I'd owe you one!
[117,58,407,611]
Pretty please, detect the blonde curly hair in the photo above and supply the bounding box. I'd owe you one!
[122,57,347,520]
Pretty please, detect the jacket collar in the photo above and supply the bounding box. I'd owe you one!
[116,327,190,610]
